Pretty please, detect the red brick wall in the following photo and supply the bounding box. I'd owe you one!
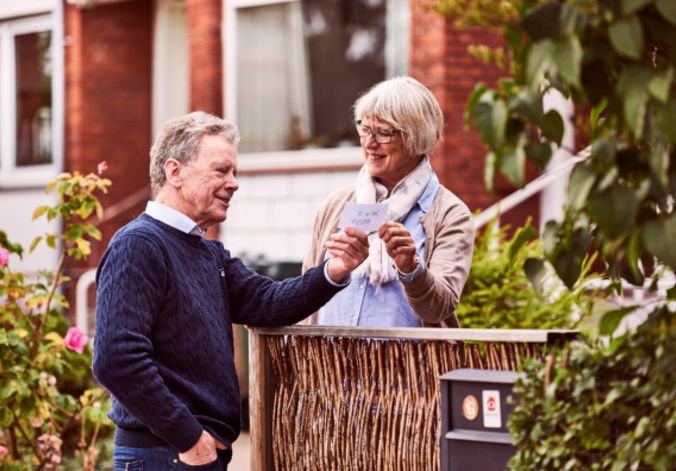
[410,5,539,231]
[63,0,152,288]
[186,0,223,239]
[186,0,223,116]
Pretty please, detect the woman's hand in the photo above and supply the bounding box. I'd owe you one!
[325,227,370,283]
[378,221,418,273]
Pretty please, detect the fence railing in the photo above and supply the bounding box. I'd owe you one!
[249,326,577,471]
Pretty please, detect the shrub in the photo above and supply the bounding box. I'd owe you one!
[457,219,599,329]
[0,166,113,470]
[509,305,676,470]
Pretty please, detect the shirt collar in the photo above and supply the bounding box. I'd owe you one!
[145,201,205,236]
[417,170,440,214]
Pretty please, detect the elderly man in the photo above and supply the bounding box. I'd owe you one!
[93,111,369,470]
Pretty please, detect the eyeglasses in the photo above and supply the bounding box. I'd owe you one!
[354,120,402,144]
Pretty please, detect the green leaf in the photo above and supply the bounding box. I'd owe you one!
[567,163,596,211]
[642,214,676,270]
[499,146,526,187]
[617,66,651,139]
[656,0,676,27]
[474,95,507,150]
[648,141,670,188]
[560,4,585,37]
[509,90,544,123]
[80,199,96,219]
[0,380,16,400]
[609,16,644,60]
[525,142,552,170]
[32,205,50,221]
[526,40,554,87]
[0,407,12,427]
[524,257,547,296]
[542,220,559,256]
[484,152,497,193]
[656,98,676,144]
[621,0,654,15]
[647,67,673,103]
[553,251,582,289]
[541,110,565,145]
[83,224,102,241]
[590,185,647,239]
[626,228,643,284]
[509,225,537,264]
[591,136,617,169]
[29,236,43,253]
[590,98,607,131]
[553,36,582,88]
[599,305,632,336]
[46,234,56,249]
[465,83,488,125]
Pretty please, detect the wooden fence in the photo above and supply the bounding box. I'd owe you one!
[249,327,577,471]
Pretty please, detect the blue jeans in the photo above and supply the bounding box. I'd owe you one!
[114,445,231,470]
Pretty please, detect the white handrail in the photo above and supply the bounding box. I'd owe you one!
[473,147,590,231]
[75,268,97,336]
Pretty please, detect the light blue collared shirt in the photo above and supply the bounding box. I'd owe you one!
[145,201,205,236]
[317,172,441,327]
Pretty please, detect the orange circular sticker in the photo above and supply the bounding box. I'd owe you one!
[462,394,479,421]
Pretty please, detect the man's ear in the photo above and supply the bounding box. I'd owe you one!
[164,159,182,188]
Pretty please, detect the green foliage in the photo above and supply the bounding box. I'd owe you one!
[433,2,676,467]
[509,305,676,470]
[437,0,676,294]
[0,168,113,469]
[457,219,599,328]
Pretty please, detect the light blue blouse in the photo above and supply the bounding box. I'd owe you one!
[317,172,440,327]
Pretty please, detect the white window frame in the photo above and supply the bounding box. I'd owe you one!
[223,0,408,173]
[0,13,63,188]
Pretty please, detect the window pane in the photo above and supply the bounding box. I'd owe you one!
[15,30,52,167]
[237,0,391,153]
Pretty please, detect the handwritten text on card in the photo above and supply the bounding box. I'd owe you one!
[338,202,389,233]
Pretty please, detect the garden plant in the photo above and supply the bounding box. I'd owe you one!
[433,0,676,469]
[0,163,113,470]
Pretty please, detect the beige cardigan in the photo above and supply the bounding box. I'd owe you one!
[303,185,474,327]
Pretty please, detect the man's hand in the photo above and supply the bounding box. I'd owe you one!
[378,221,418,273]
[179,430,227,466]
[325,227,369,283]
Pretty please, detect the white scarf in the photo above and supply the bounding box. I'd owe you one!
[352,156,432,284]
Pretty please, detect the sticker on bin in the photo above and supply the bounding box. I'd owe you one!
[462,394,479,421]
[482,390,501,428]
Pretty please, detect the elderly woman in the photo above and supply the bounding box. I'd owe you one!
[303,76,474,327]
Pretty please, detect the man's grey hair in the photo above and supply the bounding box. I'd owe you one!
[353,76,444,156]
[149,111,240,198]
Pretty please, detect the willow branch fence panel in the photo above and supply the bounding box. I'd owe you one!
[249,327,577,471]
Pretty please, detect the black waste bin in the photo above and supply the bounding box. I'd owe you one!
[440,369,522,471]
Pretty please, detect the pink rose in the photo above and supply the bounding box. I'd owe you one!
[0,445,8,457]
[64,326,88,354]
[97,160,108,175]
[0,248,9,267]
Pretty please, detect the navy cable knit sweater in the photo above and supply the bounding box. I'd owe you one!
[93,214,343,452]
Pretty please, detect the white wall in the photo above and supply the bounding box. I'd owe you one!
[221,170,356,262]
[0,0,52,20]
[0,191,59,273]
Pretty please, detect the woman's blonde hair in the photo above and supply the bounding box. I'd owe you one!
[353,76,444,156]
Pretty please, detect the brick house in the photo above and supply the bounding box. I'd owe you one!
[0,0,572,336]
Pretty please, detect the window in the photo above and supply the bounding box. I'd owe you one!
[226,0,409,160]
[0,14,60,187]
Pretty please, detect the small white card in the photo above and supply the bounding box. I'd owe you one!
[482,390,502,428]
[338,202,389,233]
